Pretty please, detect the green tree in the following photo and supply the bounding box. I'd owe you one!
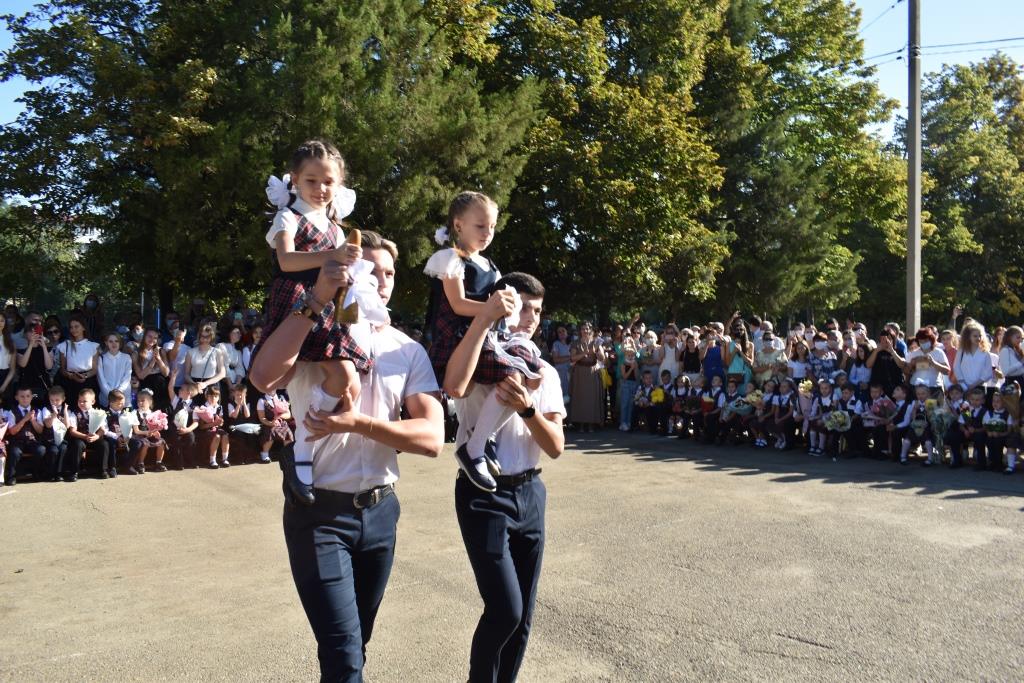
[915,53,1024,322]
[482,1,727,321]
[0,0,541,316]
[692,0,904,322]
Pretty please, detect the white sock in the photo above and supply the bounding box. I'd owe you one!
[900,440,911,462]
[292,422,316,486]
[467,388,516,458]
[260,451,269,459]
[311,384,341,413]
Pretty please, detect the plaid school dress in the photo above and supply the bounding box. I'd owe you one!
[424,248,542,385]
[259,206,372,369]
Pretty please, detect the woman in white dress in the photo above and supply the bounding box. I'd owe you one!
[184,324,226,406]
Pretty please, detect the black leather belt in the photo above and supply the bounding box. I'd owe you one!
[311,484,395,511]
[459,468,542,488]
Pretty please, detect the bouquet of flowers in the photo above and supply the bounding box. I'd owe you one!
[87,408,107,435]
[51,416,68,446]
[118,410,140,439]
[650,388,666,405]
[194,404,219,424]
[870,397,897,422]
[173,409,189,430]
[634,388,652,408]
[701,394,716,414]
[746,390,765,411]
[1000,382,1021,421]
[146,411,169,432]
[271,400,290,420]
[910,414,929,437]
[823,410,852,432]
[958,403,973,421]
[684,395,702,412]
[722,396,754,421]
[230,422,261,435]
[927,404,956,454]
[798,380,815,397]
[983,415,1009,434]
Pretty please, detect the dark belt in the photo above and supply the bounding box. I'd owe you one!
[460,468,542,488]
[311,484,395,511]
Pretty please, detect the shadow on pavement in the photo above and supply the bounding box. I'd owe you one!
[565,430,1024,503]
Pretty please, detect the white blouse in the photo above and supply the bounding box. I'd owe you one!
[97,352,133,406]
[264,196,343,249]
[60,339,100,373]
[0,343,11,371]
[998,347,1024,378]
[187,345,220,380]
[905,348,948,388]
[954,348,994,389]
[217,343,242,383]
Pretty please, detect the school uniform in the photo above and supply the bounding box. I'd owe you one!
[67,405,113,476]
[4,404,46,484]
[656,381,674,435]
[632,385,656,433]
[41,402,76,480]
[944,398,966,466]
[861,397,892,457]
[257,394,295,447]
[982,409,1015,471]
[105,408,141,471]
[701,386,725,443]
[897,400,933,454]
[167,397,196,469]
[283,323,437,682]
[195,403,226,458]
[454,361,565,683]
[959,405,987,468]
[717,390,743,443]
[771,392,798,443]
[836,397,865,454]
[888,399,909,457]
[810,393,838,453]
[678,387,703,440]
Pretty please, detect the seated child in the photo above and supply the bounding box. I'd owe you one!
[67,387,113,479]
[133,388,167,472]
[167,377,200,469]
[5,386,45,485]
[257,391,294,464]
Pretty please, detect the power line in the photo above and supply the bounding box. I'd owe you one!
[922,44,1024,57]
[922,36,1024,50]
[862,46,907,62]
[859,0,906,35]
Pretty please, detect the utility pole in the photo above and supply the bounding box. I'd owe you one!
[907,0,922,333]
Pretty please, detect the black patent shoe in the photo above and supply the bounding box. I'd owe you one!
[456,444,497,492]
[483,439,502,478]
[280,443,315,506]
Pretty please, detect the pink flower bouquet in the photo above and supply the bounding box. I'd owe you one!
[146,411,169,431]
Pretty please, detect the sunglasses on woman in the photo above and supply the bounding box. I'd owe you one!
[47,329,60,335]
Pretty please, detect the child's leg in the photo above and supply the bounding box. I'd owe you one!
[900,437,913,463]
[220,434,230,464]
[135,443,149,467]
[317,359,360,414]
[1006,448,1018,472]
[467,384,517,458]
[155,442,165,463]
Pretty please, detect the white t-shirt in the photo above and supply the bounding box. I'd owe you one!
[787,359,809,379]
[998,347,1024,378]
[97,351,133,405]
[187,345,220,380]
[162,341,191,387]
[492,362,566,475]
[905,348,948,388]
[60,339,100,373]
[288,323,439,493]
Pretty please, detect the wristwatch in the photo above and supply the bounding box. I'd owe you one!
[292,292,332,324]
[518,405,536,419]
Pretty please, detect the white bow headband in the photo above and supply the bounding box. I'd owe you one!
[265,174,357,220]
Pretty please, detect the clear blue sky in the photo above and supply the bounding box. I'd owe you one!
[2,1,1024,135]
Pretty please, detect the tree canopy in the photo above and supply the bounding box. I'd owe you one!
[1,1,1021,327]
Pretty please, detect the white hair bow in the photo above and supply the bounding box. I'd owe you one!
[332,186,357,221]
[343,259,390,326]
[434,226,449,245]
[265,174,293,209]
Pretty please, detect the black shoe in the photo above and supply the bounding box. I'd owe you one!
[127,466,140,475]
[207,461,219,469]
[152,463,168,473]
[221,460,231,468]
[455,444,497,492]
[100,471,110,479]
[280,444,315,506]
[108,468,118,478]
[483,440,502,478]
[136,464,145,474]
[3,479,14,486]
[63,474,78,483]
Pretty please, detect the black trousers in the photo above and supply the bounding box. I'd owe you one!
[68,436,112,473]
[5,441,45,483]
[456,473,546,683]
[283,488,399,683]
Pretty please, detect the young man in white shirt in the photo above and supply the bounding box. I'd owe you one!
[444,272,566,683]
[250,231,444,682]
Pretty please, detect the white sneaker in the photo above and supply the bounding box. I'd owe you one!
[259,453,271,463]
[619,423,629,432]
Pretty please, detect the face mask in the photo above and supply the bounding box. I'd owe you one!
[814,341,828,351]
[132,330,144,341]
[920,342,932,351]
[233,312,243,321]
[804,332,814,341]
[85,300,97,310]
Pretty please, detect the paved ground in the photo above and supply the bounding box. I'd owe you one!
[2,432,1023,682]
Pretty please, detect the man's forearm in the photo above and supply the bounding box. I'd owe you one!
[524,413,564,458]
[350,403,444,457]
[443,314,490,397]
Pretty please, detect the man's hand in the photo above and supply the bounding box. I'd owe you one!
[311,259,351,305]
[303,395,358,442]
[494,375,533,413]
[482,289,517,324]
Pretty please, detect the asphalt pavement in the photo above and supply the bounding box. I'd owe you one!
[2,432,1022,681]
